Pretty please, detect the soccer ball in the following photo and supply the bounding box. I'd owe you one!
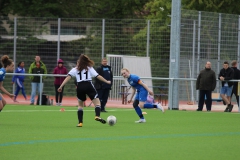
[107,115,117,126]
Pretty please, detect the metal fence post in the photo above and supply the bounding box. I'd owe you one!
[169,0,181,110]
[146,20,150,57]
[12,17,17,95]
[102,19,105,59]
[57,18,61,62]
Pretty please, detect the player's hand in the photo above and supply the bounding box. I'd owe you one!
[106,80,111,84]
[128,100,132,103]
[149,91,154,96]
[58,88,62,92]
[9,94,15,98]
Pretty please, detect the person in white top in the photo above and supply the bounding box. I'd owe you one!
[58,54,111,127]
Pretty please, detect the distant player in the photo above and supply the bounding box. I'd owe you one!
[121,68,164,123]
[12,61,27,102]
[0,55,15,112]
[58,54,111,127]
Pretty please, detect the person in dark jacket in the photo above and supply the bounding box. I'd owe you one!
[12,61,27,102]
[218,61,234,112]
[53,59,68,106]
[196,61,216,111]
[230,60,240,109]
[94,58,113,112]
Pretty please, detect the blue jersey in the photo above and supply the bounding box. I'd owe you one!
[127,74,146,92]
[12,67,25,82]
[0,68,6,82]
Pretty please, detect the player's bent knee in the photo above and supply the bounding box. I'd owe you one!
[133,100,139,108]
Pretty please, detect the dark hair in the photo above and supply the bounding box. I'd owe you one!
[224,61,229,65]
[77,54,94,71]
[1,55,13,68]
[18,61,24,67]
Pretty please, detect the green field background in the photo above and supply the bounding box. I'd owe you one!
[0,105,239,160]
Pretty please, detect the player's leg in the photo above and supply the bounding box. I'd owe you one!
[86,82,106,124]
[76,83,86,127]
[76,99,85,127]
[97,89,103,110]
[0,93,6,112]
[133,92,145,122]
[133,99,146,123]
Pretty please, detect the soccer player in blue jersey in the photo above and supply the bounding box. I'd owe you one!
[58,54,111,127]
[121,68,164,123]
[12,61,27,102]
[0,55,15,112]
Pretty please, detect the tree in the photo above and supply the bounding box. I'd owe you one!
[183,0,240,15]
[0,0,150,19]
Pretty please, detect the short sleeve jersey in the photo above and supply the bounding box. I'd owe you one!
[127,74,146,92]
[68,66,98,82]
[0,68,6,82]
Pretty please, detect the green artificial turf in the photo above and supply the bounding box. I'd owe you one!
[0,105,239,160]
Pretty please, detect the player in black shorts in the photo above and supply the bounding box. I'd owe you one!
[58,54,111,127]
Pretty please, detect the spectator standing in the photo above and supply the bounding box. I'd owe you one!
[29,56,47,105]
[53,59,68,106]
[0,55,15,112]
[218,61,234,112]
[12,61,27,102]
[94,58,113,112]
[230,60,240,110]
[196,61,216,111]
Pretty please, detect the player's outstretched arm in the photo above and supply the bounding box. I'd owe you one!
[138,80,153,96]
[58,75,71,92]
[97,75,111,84]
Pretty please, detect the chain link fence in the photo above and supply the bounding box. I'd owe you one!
[0,9,240,104]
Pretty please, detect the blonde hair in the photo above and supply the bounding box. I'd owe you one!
[121,68,130,73]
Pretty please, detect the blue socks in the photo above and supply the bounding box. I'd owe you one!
[134,106,144,119]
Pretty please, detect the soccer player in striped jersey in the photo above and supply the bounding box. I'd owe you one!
[0,55,15,112]
[121,68,164,123]
[58,54,111,127]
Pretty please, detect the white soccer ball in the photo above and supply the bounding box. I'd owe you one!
[107,115,117,126]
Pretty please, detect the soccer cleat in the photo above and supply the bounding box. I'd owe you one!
[135,119,146,123]
[95,116,106,124]
[76,123,83,127]
[157,103,164,113]
[224,105,230,112]
[228,104,234,112]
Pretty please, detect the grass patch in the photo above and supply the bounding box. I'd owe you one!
[1,105,239,160]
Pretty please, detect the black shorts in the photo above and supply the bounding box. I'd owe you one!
[77,81,98,101]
